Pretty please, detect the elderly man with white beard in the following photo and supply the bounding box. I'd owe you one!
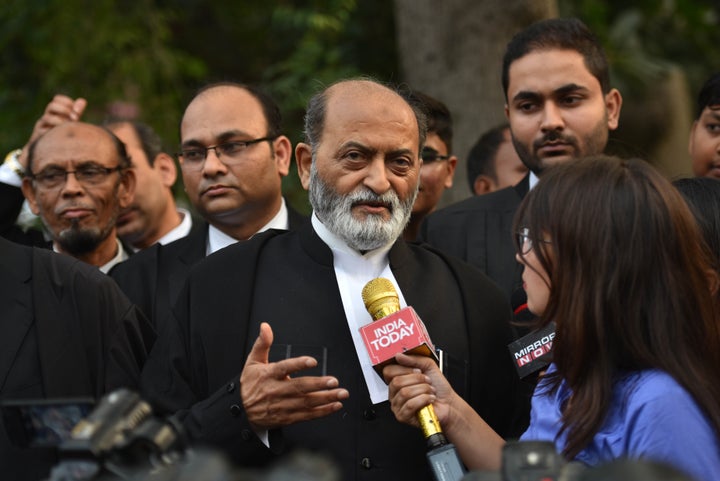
[140,78,527,481]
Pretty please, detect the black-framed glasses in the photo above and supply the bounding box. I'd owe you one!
[421,147,450,164]
[27,164,123,189]
[177,137,275,171]
[515,227,551,255]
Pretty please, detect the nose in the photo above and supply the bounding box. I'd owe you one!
[202,147,228,177]
[540,101,564,133]
[363,158,391,195]
[60,171,84,196]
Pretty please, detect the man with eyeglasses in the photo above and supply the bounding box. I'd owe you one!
[402,90,457,241]
[110,82,306,327]
[0,120,136,272]
[1,95,193,260]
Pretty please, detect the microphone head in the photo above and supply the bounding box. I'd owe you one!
[361,278,400,320]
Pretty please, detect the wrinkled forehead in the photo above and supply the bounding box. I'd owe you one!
[324,83,419,140]
[34,124,117,168]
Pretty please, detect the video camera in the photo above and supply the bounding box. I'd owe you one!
[461,441,586,481]
[2,388,341,481]
[2,389,186,480]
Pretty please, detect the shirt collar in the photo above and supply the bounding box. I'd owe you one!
[154,207,193,247]
[100,238,128,273]
[52,237,127,273]
[311,212,394,263]
[529,171,540,191]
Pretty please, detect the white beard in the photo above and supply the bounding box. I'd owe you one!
[308,163,417,251]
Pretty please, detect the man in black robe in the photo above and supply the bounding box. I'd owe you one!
[110,82,307,327]
[0,237,155,480]
[141,79,527,481]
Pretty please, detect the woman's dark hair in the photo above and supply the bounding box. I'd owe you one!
[673,177,720,276]
[512,155,720,459]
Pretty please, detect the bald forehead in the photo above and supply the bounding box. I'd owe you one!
[326,80,405,109]
[325,80,418,129]
[185,85,258,114]
[37,122,115,148]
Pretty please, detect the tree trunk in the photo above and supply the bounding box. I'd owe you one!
[394,0,557,206]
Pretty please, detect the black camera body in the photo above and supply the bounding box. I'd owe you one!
[461,441,585,481]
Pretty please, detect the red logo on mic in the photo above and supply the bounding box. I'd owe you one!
[359,306,437,374]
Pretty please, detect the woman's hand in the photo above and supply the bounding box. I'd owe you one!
[383,351,506,471]
[383,352,457,429]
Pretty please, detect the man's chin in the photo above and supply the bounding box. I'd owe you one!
[538,154,575,170]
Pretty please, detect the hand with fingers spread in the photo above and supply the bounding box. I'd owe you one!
[20,94,88,168]
[240,322,349,430]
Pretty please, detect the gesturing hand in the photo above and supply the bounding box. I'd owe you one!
[240,322,349,430]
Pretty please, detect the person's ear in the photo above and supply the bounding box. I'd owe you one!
[296,143,313,190]
[443,155,458,189]
[271,135,292,177]
[473,175,495,196]
[117,168,136,209]
[152,153,178,188]
[605,88,623,131]
[21,178,40,215]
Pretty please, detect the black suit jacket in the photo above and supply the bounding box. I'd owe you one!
[0,182,47,247]
[110,204,308,328]
[0,237,155,480]
[419,174,530,303]
[140,221,529,481]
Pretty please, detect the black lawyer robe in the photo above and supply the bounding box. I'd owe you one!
[419,174,530,302]
[0,237,155,480]
[140,221,529,481]
[110,204,308,328]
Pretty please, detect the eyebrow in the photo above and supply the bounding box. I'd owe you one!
[704,109,720,121]
[338,141,415,159]
[181,130,252,148]
[511,83,589,103]
[39,159,104,170]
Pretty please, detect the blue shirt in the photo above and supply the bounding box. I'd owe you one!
[521,365,720,481]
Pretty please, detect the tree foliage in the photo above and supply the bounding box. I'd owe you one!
[0,0,396,212]
[559,0,720,98]
[1,0,716,209]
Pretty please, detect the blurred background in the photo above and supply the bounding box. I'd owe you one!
[1,0,718,213]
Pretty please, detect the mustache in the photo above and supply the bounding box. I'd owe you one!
[55,202,94,215]
[533,130,577,150]
[347,187,400,211]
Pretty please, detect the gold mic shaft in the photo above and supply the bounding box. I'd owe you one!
[362,278,447,446]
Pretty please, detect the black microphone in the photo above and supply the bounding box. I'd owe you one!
[507,322,555,380]
[361,278,466,481]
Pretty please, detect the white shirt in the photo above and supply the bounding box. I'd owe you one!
[152,207,193,247]
[206,198,290,255]
[0,161,22,186]
[311,213,408,404]
[51,237,127,274]
[529,171,539,191]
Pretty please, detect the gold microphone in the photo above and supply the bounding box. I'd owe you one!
[361,278,448,449]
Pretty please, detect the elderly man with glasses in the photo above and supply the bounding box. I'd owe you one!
[0,120,136,272]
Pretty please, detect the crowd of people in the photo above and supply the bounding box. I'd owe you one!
[0,16,719,481]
